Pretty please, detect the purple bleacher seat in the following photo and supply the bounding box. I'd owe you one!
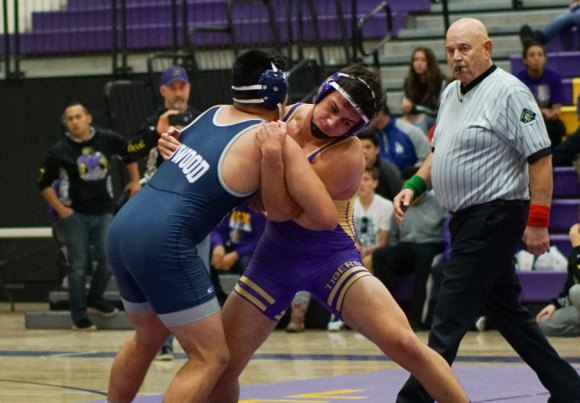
[510,51,580,79]
[25,0,407,55]
[554,167,580,197]
[379,0,431,13]
[550,233,572,257]
[517,271,566,303]
[550,199,580,231]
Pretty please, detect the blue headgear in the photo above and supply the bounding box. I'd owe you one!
[231,63,288,110]
[314,72,376,136]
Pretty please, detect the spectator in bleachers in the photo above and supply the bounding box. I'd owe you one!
[37,102,141,330]
[129,65,204,361]
[552,93,580,167]
[536,223,580,337]
[357,129,401,201]
[515,41,567,148]
[209,203,266,306]
[519,1,580,49]
[401,46,450,134]
[370,100,431,179]
[366,170,447,331]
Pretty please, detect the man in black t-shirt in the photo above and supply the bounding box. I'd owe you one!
[38,102,141,330]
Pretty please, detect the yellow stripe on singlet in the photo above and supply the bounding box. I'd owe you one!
[335,271,372,312]
[239,276,276,304]
[335,197,357,240]
[326,266,369,309]
[234,283,267,312]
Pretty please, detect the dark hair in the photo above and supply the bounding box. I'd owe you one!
[403,47,447,111]
[522,40,545,59]
[64,101,90,115]
[364,165,379,180]
[357,128,380,147]
[231,49,288,88]
[336,64,383,122]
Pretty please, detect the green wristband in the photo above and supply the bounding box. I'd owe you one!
[401,175,427,198]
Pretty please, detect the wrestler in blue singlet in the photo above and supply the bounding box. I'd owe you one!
[234,106,372,321]
[107,106,262,326]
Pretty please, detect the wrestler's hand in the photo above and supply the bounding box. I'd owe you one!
[255,121,287,161]
[523,226,550,257]
[158,131,181,160]
[535,303,556,324]
[393,189,414,224]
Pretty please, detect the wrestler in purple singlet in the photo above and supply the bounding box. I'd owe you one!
[234,132,372,320]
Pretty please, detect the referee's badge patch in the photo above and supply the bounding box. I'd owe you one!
[520,108,536,124]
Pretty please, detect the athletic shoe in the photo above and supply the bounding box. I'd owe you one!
[475,316,487,332]
[155,346,174,361]
[519,24,533,46]
[327,315,345,332]
[87,300,119,318]
[72,317,97,331]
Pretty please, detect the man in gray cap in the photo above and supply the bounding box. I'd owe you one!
[129,65,199,182]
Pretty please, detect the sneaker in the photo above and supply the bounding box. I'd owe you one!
[87,299,119,318]
[519,24,533,46]
[327,315,345,332]
[155,346,174,361]
[72,317,97,331]
[475,316,487,332]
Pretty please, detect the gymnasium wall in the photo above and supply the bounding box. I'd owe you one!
[0,75,125,300]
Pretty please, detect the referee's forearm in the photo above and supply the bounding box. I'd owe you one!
[528,154,553,206]
[416,152,433,189]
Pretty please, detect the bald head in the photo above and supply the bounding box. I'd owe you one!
[446,18,493,85]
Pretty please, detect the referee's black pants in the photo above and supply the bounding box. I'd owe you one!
[396,203,580,403]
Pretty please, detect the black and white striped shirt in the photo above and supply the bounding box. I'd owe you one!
[431,66,551,212]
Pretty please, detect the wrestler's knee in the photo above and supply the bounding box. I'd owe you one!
[381,327,425,364]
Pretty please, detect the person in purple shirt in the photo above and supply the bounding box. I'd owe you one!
[209,203,266,304]
[515,41,566,148]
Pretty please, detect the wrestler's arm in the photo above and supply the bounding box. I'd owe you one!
[255,121,301,222]
[290,138,364,228]
[257,122,338,230]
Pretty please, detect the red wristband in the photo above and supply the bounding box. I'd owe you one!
[527,204,550,227]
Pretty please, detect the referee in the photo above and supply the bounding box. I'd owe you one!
[394,18,580,402]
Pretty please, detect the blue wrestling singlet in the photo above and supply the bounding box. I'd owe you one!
[234,135,372,321]
[107,106,262,326]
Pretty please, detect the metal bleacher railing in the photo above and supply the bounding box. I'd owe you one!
[1,0,394,81]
